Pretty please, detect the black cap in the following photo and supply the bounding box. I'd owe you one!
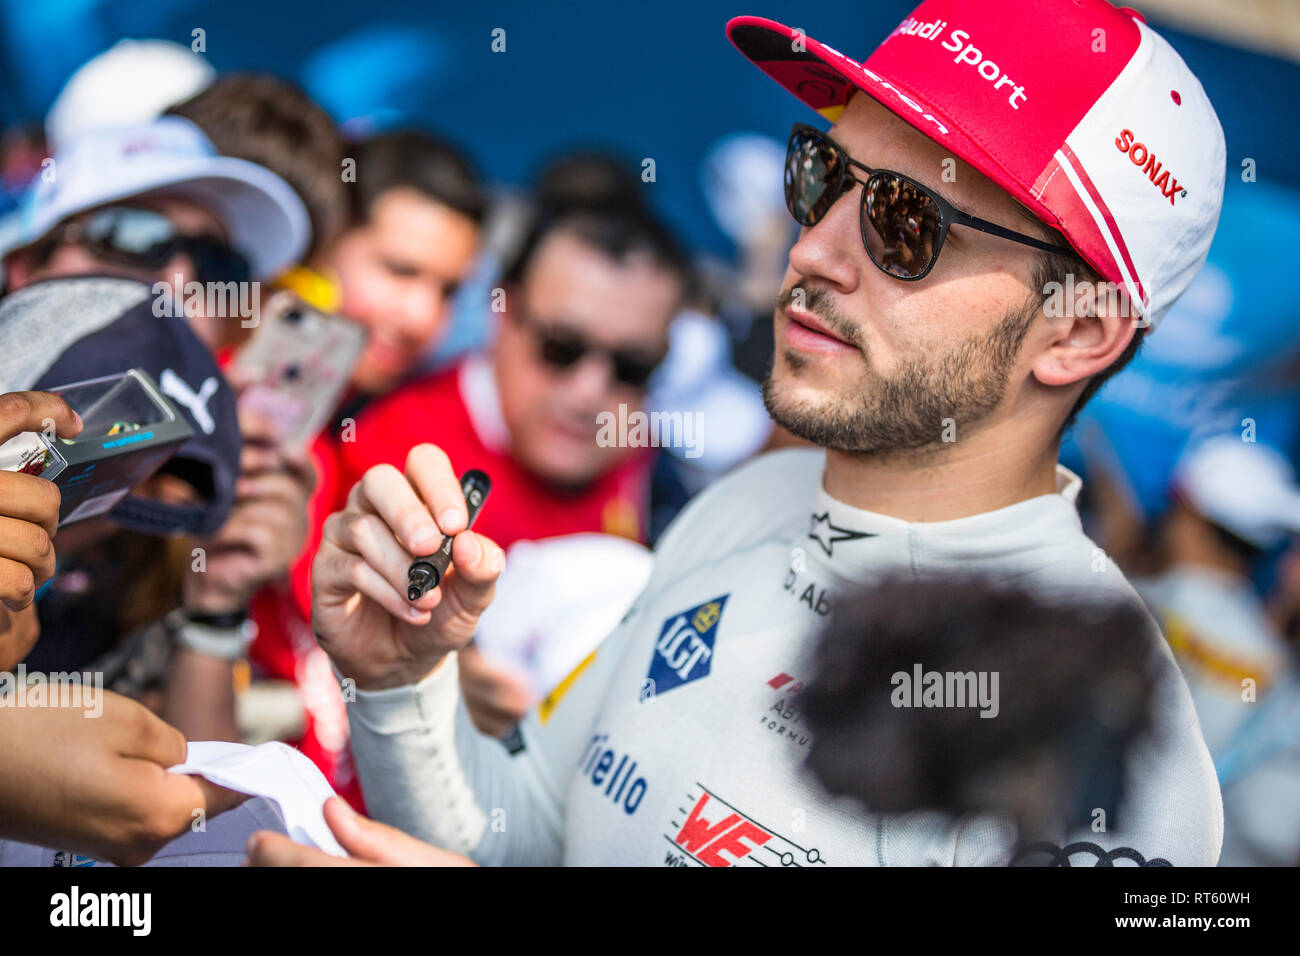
[0,276,241,536]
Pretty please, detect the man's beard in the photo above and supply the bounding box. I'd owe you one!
[762,285,1036,456]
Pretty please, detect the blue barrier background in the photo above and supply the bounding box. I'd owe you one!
[1,0,1298,260]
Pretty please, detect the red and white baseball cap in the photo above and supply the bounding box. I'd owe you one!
[727,0,1226,330]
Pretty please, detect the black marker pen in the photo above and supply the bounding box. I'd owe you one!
[407,469,492,602]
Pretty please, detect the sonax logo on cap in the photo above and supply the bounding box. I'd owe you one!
[1116,128,1186,206]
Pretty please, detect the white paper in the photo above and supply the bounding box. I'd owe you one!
[0,740,345,867]
[169,740,346,857]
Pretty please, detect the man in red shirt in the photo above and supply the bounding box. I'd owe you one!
[322,197,687,773]
[276,130,488,617]
[254,152,689,807]
[332,200,690,550]
[248,131,487,806]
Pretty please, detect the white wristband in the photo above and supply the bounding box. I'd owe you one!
[167,609,257,661]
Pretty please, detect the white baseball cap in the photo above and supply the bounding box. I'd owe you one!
[7,116,309,280]
[45,39,216,151]
[1174,437,1300,550]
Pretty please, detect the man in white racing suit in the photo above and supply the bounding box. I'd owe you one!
[306,0,1227,866]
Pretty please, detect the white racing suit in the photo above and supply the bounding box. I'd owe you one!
[348,449,1223,866]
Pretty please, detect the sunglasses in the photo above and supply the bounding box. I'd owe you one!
[513,310,666,389]
[53,205,251,285]
[785,123,1079,281]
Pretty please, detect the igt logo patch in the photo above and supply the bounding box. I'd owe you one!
[645,595,728,697]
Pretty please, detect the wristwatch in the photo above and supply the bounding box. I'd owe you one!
[165,608,258,661]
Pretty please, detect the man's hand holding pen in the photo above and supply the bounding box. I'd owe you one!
[311,443,506,691]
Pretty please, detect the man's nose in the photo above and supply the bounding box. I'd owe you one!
[396,283,445,334]
[786,188,861,294]
[563,352,618,402]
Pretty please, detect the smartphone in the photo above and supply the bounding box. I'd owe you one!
[0,368,194,525]
[231,291,366,449]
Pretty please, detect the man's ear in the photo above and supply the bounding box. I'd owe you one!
[1030,275,1138,389]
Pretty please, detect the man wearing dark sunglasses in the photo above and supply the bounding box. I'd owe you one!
[329,195,687,550]
[9,200,250,290]
[310,0,1228,868]
[490,223,676,494]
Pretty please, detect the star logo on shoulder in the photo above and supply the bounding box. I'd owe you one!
[808,512,876,557]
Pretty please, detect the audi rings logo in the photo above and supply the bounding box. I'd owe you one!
[1012,841,1172,867]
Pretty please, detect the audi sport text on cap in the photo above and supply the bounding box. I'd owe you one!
[727,0,1226,329]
